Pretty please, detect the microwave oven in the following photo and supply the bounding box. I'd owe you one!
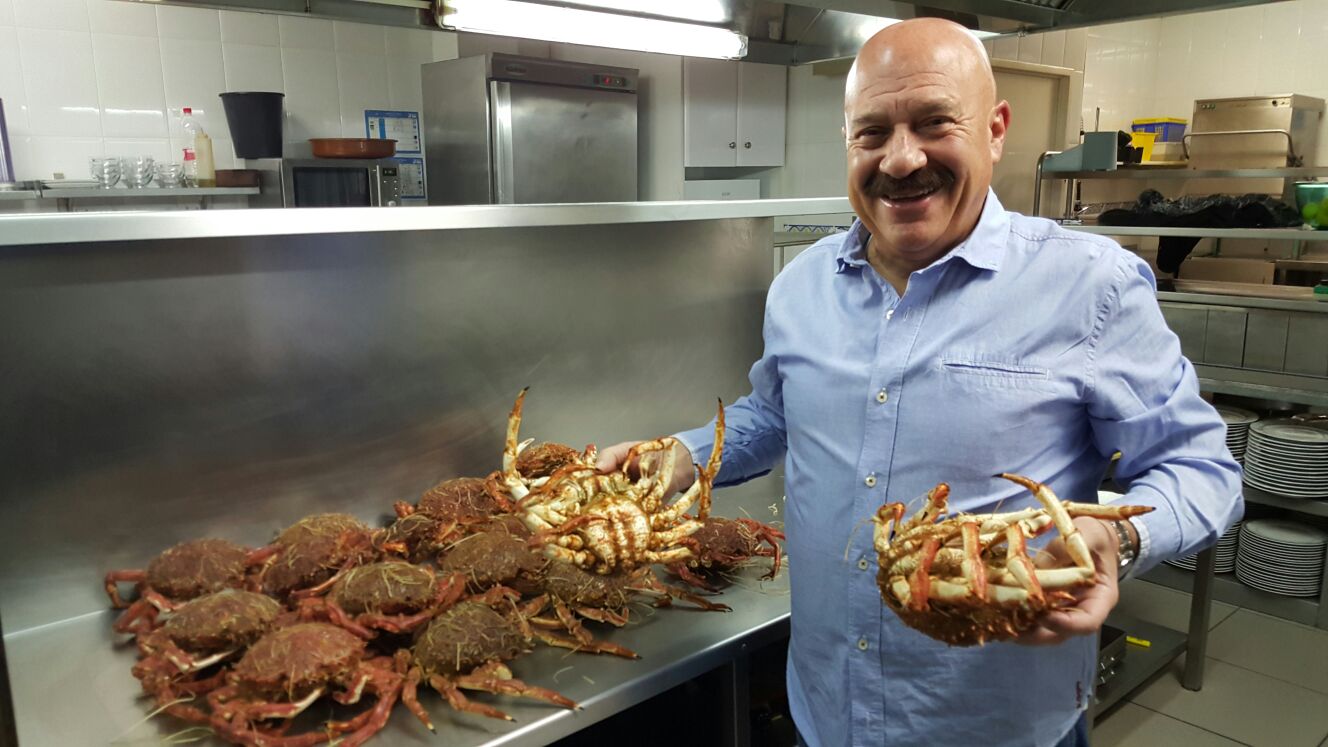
[279,158,402,208]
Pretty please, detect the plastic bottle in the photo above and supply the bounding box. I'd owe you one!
[181,107,198,187]
[180,107,215,187]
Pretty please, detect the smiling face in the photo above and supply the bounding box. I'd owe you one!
[844,20,1010,278]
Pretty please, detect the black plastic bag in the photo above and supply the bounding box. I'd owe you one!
[1098,189,1301,275]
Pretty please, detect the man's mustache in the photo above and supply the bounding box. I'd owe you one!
[863,169,954,198]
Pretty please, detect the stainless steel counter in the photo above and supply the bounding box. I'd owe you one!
[5,486,790,747]
[0,198,852,248]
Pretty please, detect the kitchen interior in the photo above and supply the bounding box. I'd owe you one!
[1,0,1327,746]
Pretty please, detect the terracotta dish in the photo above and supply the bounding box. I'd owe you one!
[309,138,396,159]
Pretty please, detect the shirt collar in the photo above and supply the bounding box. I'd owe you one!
[834,188,1011,275]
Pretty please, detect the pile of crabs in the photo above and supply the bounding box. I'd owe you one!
[103,390,784,746]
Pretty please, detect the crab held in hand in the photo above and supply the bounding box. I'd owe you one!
[872,473,1153,647]
[500,388,726,574]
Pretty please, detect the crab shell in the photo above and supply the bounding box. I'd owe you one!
[514,442,584,480]
[417,477,509,523]
[158,589,283,653]
[438,530,548,594]
[262,513,377,598]
[329,561,439,617]
[540,560,637,610]
[411,602,529,677]
[230,622,368,701]
[144,539,252,600]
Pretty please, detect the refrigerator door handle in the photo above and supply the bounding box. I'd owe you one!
[490,81,517,204]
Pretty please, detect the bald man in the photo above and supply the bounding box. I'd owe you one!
[600,18,1241,747]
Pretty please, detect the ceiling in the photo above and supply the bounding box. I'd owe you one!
[132,0,1293,65]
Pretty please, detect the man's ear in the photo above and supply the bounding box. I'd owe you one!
[989,100,1012,163]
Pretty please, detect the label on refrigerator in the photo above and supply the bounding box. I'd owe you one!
[365,110,422,154]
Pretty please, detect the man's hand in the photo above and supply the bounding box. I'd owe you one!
[1016,517,1121,646]
[595,440,697,497]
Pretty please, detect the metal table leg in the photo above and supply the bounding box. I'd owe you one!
[718,653,752,747]
[1182,545,1216,691]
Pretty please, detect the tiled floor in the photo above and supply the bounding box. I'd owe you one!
[1096,579,1328,747]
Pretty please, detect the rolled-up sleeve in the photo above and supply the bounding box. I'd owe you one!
[1086,252,1244,572]
[676,303,788,488]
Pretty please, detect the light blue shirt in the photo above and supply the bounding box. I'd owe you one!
[676,191,1243,747]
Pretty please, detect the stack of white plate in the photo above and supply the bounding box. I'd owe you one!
[1215,405,1257,463]
[1234,518,1327,597]
[1165,522,1240,573]
[1242,418,1328,499]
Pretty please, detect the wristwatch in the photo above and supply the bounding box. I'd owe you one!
[1113,519,1139,579]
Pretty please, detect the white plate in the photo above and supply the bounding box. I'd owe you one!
[1250,419,1328,445]
[1216,405,1259,425]
[1243,518,1328,545]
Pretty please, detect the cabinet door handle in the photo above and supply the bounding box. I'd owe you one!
[744,141,752,148]
[729,142,736,149]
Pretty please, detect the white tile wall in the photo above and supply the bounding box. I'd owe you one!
[92,33,169,138]
[1082,0,1328,168]
[0,0,450,181]
[219,9,277,46]
[14,0,88,32]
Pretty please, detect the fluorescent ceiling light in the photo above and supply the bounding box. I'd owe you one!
[441,0,748,59]
[560,0,728,24]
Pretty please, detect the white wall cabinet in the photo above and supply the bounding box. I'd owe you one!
[684,59,786,167]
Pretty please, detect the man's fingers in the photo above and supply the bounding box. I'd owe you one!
[595,440,642,473]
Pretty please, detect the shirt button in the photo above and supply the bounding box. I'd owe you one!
[875,388,888,404]
[858,558,869,570]
[864,473,877,487]
[886,309,895,320]
[857,637,869,651]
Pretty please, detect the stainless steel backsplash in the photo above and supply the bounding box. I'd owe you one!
[0,217,776,634]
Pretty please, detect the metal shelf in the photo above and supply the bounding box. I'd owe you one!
[0,190,38,201]
[1092,613,1189,719]
[1141,564,1320,627]
[1197,374,1328,408]
[1043,166,1328,180]
[1243,484,1328,519]
[1067,225,1328,241]
[38,186,259,199]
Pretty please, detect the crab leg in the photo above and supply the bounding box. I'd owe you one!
[906,537,942,612]
[997,474,1095,575]
[1002,524,1044,604]
[455,660,578,710]
[904,483,951,532]
[430,673,517,721]
[103,570,146,608]
[402,669,436,732]
[872,503,906,555]
[502,388,532,501]
[959,521,988,602]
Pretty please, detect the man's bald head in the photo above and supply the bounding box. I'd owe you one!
[839,16,1011,286]
[846,18,996,113]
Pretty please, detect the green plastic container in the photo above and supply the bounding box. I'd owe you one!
[1294,182,1328,229]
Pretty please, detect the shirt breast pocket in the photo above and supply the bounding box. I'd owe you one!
[938,355,1056,394]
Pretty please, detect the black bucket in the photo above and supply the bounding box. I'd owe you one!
[220,92,285,159]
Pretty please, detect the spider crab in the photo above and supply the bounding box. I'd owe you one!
[259,513,387,600]
[397,588,578,727]
[298,561,467,638]
[131,589,285,726]
[872,473,1154,646]
[667,516,786,592]
[529,559,728,659]
[498,388,727,574]
[104,538,274,634]
[207,622,403,747]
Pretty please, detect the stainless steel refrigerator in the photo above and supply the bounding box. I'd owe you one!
[422,53,638,205]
